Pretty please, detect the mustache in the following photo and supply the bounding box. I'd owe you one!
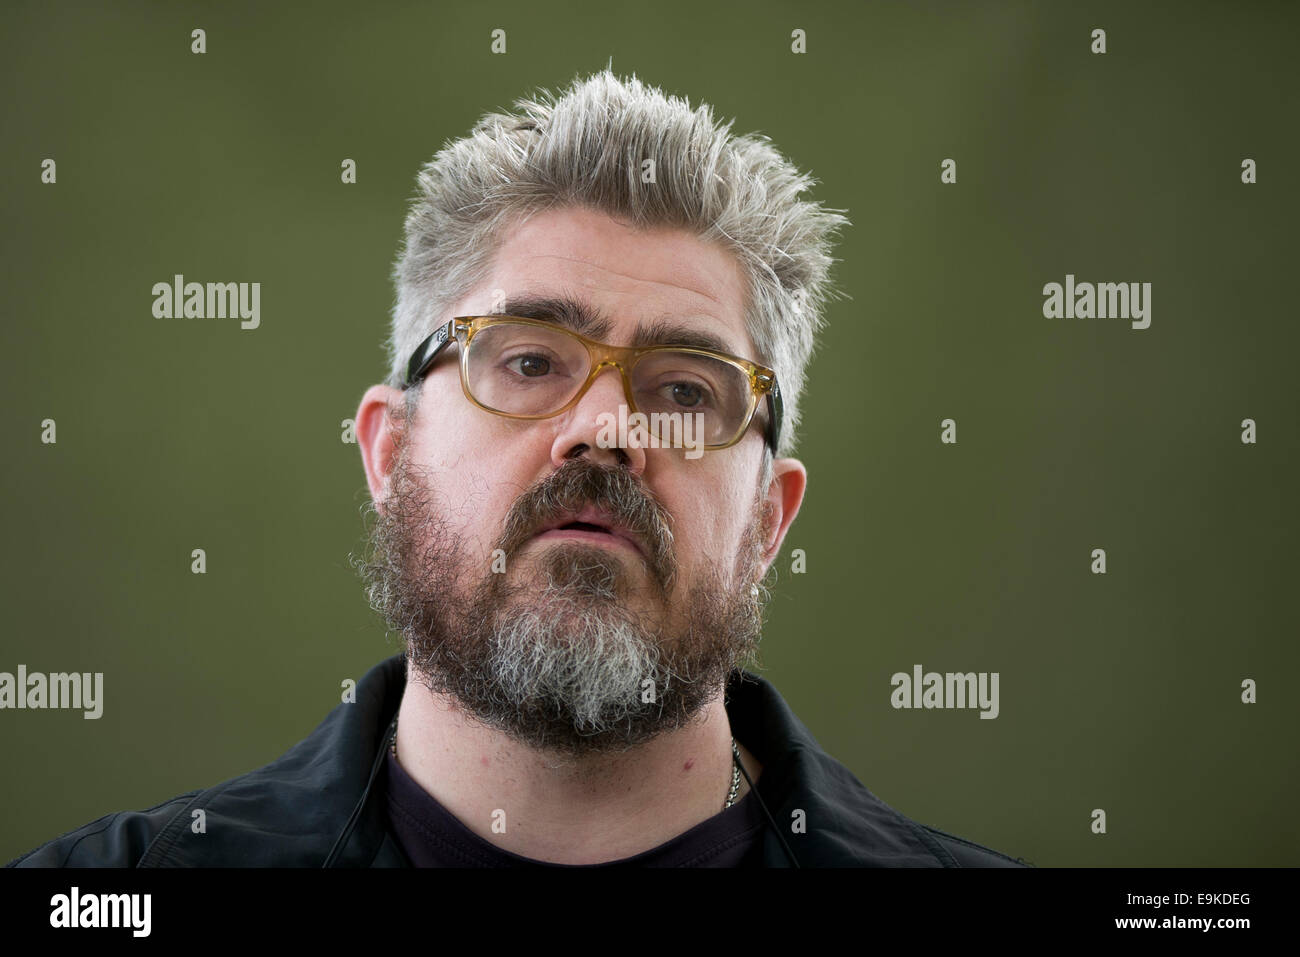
[493,459,677,594]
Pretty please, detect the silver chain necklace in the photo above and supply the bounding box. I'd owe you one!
[725,737,742,809]
[391,718,744,811]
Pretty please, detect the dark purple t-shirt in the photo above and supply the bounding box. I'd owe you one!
[384,750,766,867]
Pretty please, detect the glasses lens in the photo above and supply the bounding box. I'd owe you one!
[464,321,592,415]
[631,351,753,447]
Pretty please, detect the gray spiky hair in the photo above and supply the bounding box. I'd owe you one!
[386,68,850,458]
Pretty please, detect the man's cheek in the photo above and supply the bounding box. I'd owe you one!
[472,492,522,572]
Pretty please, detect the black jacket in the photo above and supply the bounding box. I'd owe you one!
[6,654,1030,867]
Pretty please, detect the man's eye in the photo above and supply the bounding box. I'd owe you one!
[507,354,552,377]
[664,381,712,408]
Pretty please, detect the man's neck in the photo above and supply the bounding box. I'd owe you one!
[392,678,761,864]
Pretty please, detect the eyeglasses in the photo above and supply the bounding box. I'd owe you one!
[403,316,783,453]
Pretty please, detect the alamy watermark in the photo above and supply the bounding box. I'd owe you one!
[152,274,260,330]
[1043,274,1151,329]
[595,404,706,460]
[891,664,999,719]
[0,666,103,719]
[50,887,150,937]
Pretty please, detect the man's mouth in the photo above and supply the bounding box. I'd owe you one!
[531,507,646,560]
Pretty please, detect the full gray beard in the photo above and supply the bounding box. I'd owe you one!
[353,424,771,758]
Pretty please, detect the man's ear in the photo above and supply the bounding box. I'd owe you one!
[356,385,406,509]
[759,457,807,573]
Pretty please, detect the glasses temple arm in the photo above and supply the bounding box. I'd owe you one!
[404,321,455,387]
[765,379,783,454]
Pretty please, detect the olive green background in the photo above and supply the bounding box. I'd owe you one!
[2,0,1296,867]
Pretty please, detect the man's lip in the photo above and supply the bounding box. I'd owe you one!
[532,508,647,559]
[532,527,644,558]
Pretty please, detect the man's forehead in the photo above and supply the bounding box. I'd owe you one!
[471,208,756,358]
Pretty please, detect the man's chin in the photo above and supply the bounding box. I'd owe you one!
[508,540,645,603]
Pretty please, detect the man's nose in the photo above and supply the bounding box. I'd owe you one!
[548,364,647,474]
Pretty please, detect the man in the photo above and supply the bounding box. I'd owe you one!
[8,69,1027,867]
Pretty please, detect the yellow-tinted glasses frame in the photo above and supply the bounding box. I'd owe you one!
[403,316,783,453]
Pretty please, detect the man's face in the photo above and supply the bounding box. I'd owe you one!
[356,205,805,756]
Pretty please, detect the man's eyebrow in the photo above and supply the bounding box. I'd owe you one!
[494,294,742,358]
[629,317,737,357]
[496,295,612,339]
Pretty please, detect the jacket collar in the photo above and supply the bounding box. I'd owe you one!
[141,654,942,867]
